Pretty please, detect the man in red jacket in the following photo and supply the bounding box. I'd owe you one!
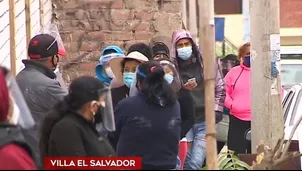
[0,66,37,170]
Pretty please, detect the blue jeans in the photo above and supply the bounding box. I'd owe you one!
[183,122,206,170]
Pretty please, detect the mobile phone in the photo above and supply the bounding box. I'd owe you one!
[188,78,196,83]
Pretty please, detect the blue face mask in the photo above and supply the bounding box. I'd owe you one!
[123,72,136,88]
[177,46,193,60]
[244,56,251,67]
[164,74,174,84]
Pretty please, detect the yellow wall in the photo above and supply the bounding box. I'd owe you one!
[216,14,302,47]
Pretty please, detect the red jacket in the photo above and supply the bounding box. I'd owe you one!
[0,144,37,170]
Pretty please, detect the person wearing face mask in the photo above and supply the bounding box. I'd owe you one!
[15,33,68,168]
[110,61,181,169]
[224,42,252,155]
[110,43,153,90]
[39,76,115,157]
[109,46,150,109]
[0,66,37,170]
[158,58,194,170]
[171,30,226,170]
[95,46,125,86]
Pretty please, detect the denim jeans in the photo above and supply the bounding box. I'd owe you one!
[183,122,206,170]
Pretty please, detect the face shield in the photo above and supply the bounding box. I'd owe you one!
[129,79,139,97]
[159,60,182,92]
[97,87,115,132]
[39,24,66,57]
[3,67,35,129]
[220,60,240,77]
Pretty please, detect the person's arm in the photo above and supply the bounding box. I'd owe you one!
[214,61,226,112]
[50,122,86,156]
[0,144,37,170]
[107,101,126,150]
[44,82,68,104]
[224,71,233,109]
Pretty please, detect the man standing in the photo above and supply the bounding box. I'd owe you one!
[16,34,67,168]
[171,30,226,170]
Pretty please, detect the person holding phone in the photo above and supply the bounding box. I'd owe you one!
[171,29,226,170]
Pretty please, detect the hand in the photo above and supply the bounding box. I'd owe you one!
[184,81,197,91]
[215,111,223,124]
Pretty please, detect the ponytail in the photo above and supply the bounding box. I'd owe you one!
[137,62,177,106]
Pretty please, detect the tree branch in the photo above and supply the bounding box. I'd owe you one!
[281,114,302,158]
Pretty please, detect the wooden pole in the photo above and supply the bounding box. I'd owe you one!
[198,0,218,169]
[39,0,44,28]
[250,0,283,152]
[181,0,187,29]
[25,0,32,59]
[189,0,198,40]
[9,0,16,76]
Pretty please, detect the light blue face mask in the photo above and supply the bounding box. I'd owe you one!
[123,72,136,88]
[164,74,174,84]
[177,46,193,60]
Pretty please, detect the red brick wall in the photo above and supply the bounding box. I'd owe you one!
[53,0,182,83]
[280,0,302,28]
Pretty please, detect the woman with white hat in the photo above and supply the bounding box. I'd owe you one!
[109,50,149,109]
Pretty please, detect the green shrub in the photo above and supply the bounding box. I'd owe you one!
[201,150,251,170]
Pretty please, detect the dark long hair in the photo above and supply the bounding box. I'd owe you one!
[136,61,177,106]
[39,76,105,158]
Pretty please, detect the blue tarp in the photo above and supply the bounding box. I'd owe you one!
[215,17,225,42]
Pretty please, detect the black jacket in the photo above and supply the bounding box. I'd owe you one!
[111,85,129,109]
[178,88,195,138]
[46,112,115,156]
[110,93,181,170]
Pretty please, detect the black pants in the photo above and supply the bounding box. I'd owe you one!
[227,115,251,155]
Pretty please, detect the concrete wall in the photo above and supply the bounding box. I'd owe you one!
[52,0,182,83]
[0,0,53,73]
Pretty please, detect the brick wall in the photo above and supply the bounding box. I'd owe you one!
[0,0,53,73]
[280,0,302,28]
[52,0,182,83]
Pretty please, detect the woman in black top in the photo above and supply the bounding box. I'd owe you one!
[111,61,181,170]
[39,76,115,157]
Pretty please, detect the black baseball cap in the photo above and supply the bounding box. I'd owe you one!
[28,34,59,59]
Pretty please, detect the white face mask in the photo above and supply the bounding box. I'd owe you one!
[105,67,115,78]
[10,103,20,125]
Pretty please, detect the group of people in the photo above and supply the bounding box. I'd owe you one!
[0,29,266,170]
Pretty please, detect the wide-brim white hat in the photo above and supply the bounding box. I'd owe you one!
[109,51,149,84]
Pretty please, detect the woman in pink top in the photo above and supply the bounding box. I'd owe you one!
[224,43,251,154]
